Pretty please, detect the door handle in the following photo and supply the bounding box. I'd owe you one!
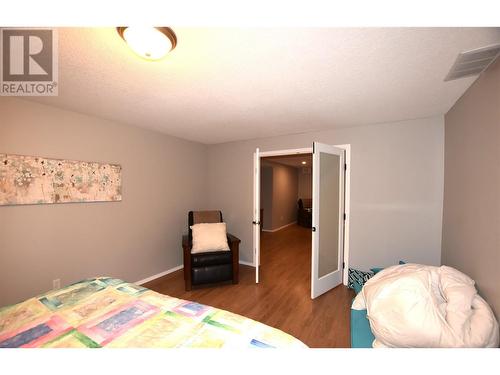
[312,227,316,232]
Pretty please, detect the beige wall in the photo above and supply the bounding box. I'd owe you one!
[0,98,447,307]
[207,117,444,269]
[271,162,298,229]
[0,98,207,306]
[298,167,312,200]
[442,60,500,318]
[261,161,298,230]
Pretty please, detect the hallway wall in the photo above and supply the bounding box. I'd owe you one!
[298,167,312,200]
[260,160,299,231]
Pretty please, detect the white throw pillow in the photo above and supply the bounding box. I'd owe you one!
[190,222,230,254]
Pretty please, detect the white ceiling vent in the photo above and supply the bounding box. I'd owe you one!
[445,44,500,81]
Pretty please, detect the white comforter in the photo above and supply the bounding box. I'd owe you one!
[352,264,499,348]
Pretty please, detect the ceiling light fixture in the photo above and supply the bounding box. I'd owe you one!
[301,161,307,165]
[117,27,177,61]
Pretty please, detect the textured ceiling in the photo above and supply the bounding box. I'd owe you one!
[29,27,500,144]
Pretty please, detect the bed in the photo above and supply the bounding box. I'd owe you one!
[0,277,307,348]
[349,264,499,348]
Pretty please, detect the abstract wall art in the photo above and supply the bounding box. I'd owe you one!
[0,154,122,206]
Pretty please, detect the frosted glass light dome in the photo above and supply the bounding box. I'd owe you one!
[117,27,177,61]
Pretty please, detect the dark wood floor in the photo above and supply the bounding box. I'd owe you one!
[144,224,354,347]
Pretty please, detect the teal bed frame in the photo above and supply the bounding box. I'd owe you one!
[350,307,375,348]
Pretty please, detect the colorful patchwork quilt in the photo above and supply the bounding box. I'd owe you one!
[0,278,307,348]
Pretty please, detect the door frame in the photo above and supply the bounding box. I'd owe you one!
[256,145,351,285]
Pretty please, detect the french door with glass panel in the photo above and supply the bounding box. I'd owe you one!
[311,142,345,298]
[252,143,345,298]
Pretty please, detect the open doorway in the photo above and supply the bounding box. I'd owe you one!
[259,153,313,292]
[253,145,351,299]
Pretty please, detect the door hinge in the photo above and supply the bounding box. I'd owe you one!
[252,221,261,225]
[311,227,316,232]
[344,163,347,171]
[342,262,345,269]
[343,213,346,220]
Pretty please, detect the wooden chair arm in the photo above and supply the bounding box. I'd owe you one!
[182,235,192,289]
[182,234,191,249]
[227,233,240,285]
[226,233,241,245]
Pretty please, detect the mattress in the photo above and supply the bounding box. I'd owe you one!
[0,277,307,348]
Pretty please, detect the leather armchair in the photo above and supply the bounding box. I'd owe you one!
[182,210,240,291]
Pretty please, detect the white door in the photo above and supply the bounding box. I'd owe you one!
[311,142,345,299]
[253,148,261,283]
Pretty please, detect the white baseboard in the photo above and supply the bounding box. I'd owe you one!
[262,221,297,233]
[136,261,255,285]
[135,265,183,285]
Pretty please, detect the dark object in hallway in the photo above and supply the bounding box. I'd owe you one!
[297,198,312,227]
[182,210,240,291]
[147,224,354,348]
